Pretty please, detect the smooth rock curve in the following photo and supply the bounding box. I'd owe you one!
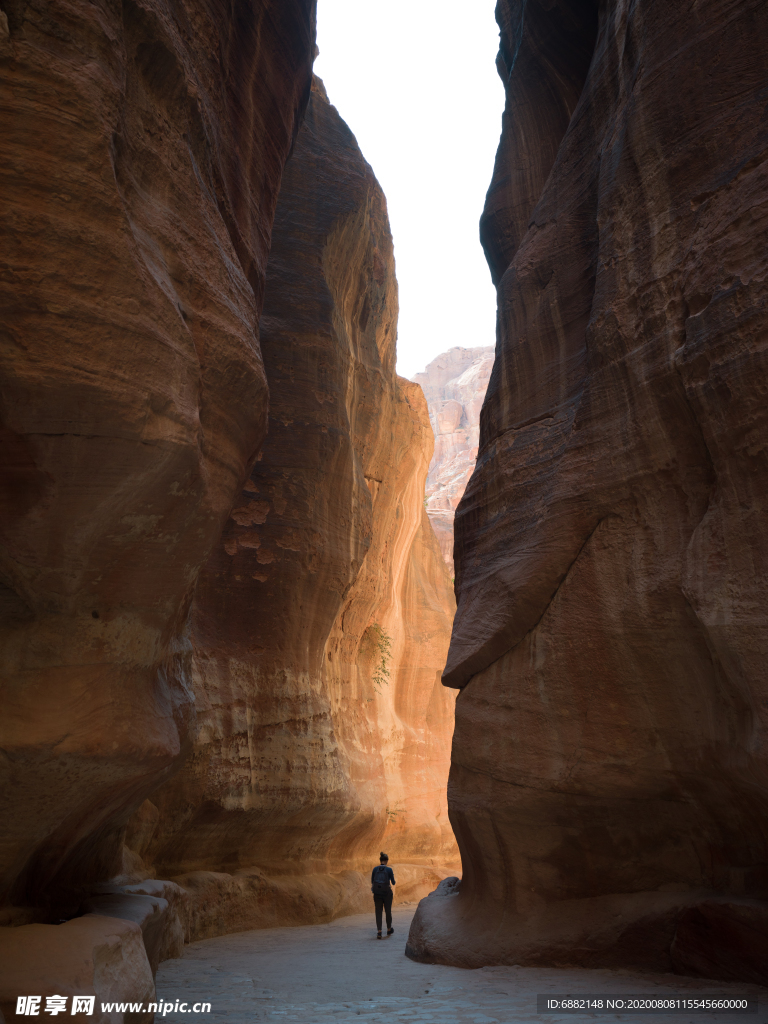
[125,79,459,938]
[0,0,315,918]
[411,0,768,977]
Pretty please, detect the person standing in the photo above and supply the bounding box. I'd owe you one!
[371,851,395,938]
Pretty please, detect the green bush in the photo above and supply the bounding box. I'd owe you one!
[366,622,393,694]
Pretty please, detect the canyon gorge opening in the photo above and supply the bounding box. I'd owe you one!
[1,0,768,1020]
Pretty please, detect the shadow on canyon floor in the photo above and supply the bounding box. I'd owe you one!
[155,907,768,1024]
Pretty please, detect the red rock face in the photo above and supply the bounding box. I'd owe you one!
[671,900,768,986]
[413,348,494,574]
[409,0,768,975]
[0,0,315,914]
[125,81,459,938]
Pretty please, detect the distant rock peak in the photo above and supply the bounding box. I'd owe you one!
[411,347,494,574]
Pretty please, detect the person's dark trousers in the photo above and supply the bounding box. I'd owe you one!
[374,891,393,931]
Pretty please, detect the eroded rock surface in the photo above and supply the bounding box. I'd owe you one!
[0,914,156,1023]
[412,348,494,573]
[0,0,315,921]
[410,0,768,978]
[127,80,459,938]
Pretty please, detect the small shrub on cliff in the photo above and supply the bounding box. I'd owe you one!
[364,623,393,695]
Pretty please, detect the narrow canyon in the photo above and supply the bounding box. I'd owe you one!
[1,0,767,1018]
[0,0,457,1014]
[130,75,459,941]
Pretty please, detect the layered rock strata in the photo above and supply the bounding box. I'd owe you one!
[409,0,768,979]
[1,0,316,1004]
[412,348,494,573]
[126,79,459,939]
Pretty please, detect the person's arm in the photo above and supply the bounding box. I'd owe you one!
[388,867,395,885]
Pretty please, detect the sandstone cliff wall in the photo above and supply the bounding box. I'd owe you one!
[412,348,494,574]
[408,0,768,981]
[125,80,459,939]
[1,0,315,1007]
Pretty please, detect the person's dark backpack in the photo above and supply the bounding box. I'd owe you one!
[372,865,390,895]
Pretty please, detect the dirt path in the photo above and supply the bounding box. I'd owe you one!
[155,907,765,1024]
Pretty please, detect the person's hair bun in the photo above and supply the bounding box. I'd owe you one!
[380,851,388,858]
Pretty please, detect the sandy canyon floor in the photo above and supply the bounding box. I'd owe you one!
[155,908,766,1024]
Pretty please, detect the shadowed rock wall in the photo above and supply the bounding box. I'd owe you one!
[408,0,768,978]
[125,80,459,939]
[0,0,316,1004]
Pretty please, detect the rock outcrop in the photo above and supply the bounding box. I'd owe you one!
[124,79,459,939]
[412,348,494,573]
[671,900,768,987]
[409,0,768,980]
[0,914,156,1024]
[1,0,315,1003]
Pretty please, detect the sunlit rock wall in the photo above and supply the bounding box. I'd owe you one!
[412,348,494,574]
[128,80,459,938]
[408,0,768,980]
